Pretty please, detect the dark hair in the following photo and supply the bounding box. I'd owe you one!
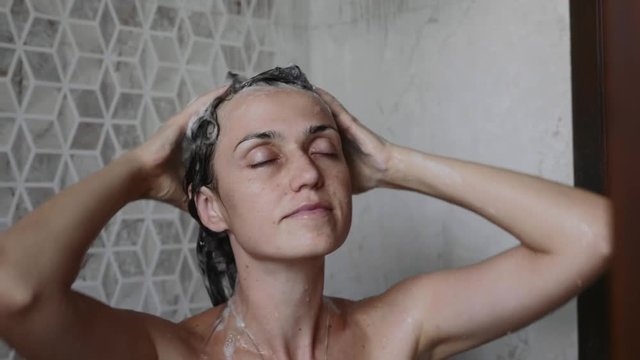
[183,65,314,306]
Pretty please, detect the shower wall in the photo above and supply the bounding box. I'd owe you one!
[308,0,576,359]
[0,0,577,359]
[0,0,301,358]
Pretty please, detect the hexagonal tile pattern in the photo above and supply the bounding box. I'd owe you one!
[108,0,142,28]
[69,56,104,86]
[24,186,55,208]
[0,0,284,355]
[10,53,30,107]
[0,81,16,112]
[69,0,102,20]
[187,10,213,38]
[112,217,145,246]
[0,117,16,145]
[98,1,116,46]
[29,0,61,16]
[69,89,103,118]
[111,60,143,90]
[55,26,76,79]
[10,0,31,42]
[0,154,15,182]
[24,50,61,82]
[150,34,179,64]
[0,47,14,78]
[68,21,104,54]
[24,17,60,48]
[150,6,179,32]
[0,12,16,44]
[24,118,62,150]
[70,121,104,150]
[111,29,142,58]
[26,153,62,182]
[56,93,77,143]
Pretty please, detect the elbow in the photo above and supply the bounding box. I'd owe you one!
[580,204,613,271]
[593,199,614,266]
[594,229,613,269]
[0,277,37,325]
[0,247,38,327]
[575,196,613,267]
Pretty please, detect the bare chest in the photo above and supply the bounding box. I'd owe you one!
[192,326,419,360]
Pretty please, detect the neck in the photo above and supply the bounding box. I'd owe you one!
[229,255,330,359]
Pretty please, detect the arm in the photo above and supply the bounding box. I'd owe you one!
[383,147,611,358]
[0,88,226,359]
[317,89,612,359]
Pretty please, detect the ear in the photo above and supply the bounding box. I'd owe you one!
[194,187,229,233]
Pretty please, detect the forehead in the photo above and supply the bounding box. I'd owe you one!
[216,87,333,135]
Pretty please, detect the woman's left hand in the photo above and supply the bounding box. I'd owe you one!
[130,86,228,209]
[316,88,393,193]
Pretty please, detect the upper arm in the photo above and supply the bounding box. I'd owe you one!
[378,245,590,359]
[2,290,193,360]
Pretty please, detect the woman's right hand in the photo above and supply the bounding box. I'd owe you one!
[315,88,393,194]
[129,86,227,210]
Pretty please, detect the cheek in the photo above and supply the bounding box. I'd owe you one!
[333,161,352,193]
[224,173,281,223]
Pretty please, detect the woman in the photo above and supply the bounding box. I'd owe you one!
[0,66,611,359]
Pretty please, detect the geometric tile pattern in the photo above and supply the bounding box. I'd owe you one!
[0,0,278,357]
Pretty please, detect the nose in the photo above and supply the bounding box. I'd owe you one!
[289,152,323,192]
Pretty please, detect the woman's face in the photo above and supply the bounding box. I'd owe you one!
[210,87,352,261]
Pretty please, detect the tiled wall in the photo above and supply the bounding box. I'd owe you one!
[0,0,283,358]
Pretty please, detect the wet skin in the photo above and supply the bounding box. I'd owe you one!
[201,87,353,261]
[0,83,611,360]
[181,88,421,359]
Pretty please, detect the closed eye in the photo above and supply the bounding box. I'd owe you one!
[249,158,278,168]
[309,138,339,157]
[246,145,280,169]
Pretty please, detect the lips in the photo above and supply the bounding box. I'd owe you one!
[283,202,332,219]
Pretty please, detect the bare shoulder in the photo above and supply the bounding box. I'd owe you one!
[175,304,227,358]
[178,304,228,343]
[326,295,423,359]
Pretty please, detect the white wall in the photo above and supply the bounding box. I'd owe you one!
[306,0,576,358]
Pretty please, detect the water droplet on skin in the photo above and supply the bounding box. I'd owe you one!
[224,333,236,359]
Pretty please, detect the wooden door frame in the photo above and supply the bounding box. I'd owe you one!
[569,0,608,359]
[602,1,640,359]
[571,0,640,358]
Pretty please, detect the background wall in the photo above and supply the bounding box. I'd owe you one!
[0,0,576,359]
[307,0,576,359]
[0,0,298,358]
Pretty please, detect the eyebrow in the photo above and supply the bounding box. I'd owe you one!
[305,124,338,136]
[234,124,338,151]
[234,130,279,150]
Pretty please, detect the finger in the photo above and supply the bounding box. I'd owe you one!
[315,88,349,117]
[170,85,230,128]
[315,88,359,131]
[187,85,229,113]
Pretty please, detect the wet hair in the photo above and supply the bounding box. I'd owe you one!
[183,65,314,306]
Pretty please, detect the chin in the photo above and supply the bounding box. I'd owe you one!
[270,231,347,260]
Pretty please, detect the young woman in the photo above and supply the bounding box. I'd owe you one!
[0,66,611,359]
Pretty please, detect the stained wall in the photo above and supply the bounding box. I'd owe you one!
[308,1,576,359]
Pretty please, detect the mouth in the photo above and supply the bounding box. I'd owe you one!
[283,202,333,219]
